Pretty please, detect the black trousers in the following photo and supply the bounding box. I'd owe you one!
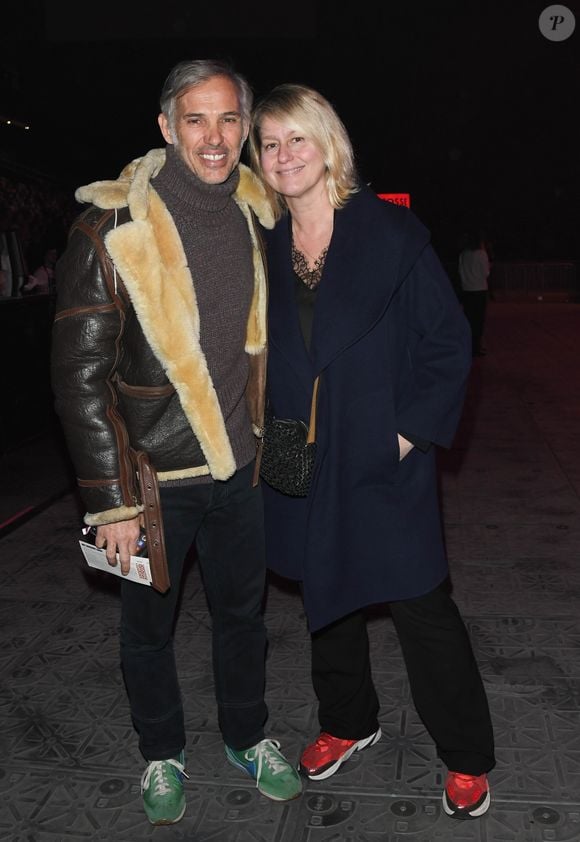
[461,290,488,354]
[311,583,495,776]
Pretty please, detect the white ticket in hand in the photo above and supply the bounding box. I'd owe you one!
[79,541,152,586]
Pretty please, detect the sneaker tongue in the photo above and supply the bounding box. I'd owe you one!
[263,749,286,774]
[153,765,171,793]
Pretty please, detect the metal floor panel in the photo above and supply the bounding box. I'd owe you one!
[1,301,580,841]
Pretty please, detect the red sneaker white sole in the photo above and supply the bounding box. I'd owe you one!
[300,728,382,781]
[442,782,491,819]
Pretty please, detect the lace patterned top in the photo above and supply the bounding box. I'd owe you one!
[292,238,328,290]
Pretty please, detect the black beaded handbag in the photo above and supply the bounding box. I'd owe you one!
[259,377,320,497]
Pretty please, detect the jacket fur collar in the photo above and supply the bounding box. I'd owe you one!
[75,149,273,480]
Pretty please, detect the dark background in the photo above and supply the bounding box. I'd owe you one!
[1,0,579,260]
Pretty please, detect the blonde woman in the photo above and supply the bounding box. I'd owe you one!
[250,83,495,820]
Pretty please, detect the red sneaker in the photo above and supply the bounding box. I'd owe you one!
[442,771,491,819]
[299,728,381,780]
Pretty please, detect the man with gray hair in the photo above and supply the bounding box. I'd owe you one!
[51,58,302,826]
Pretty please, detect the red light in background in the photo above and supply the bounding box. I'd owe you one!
[378,193,411,207]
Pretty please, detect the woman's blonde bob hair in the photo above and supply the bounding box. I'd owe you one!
[249,83,359,221]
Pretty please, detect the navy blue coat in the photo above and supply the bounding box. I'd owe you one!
[262,185,471,632]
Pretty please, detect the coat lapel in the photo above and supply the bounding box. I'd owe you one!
[310,188,407,373]
[266,187,430,386]
[105,189,237,480]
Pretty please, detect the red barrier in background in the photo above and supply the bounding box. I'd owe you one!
[378,193,411,207]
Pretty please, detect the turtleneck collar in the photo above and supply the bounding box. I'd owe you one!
[153,144,241,212]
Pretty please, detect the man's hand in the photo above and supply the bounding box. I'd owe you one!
[398,434,414,461]
[95,517,141,575]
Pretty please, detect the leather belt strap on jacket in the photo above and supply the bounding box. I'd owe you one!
[131,449,170,593]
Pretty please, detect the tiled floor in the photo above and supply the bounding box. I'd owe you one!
[1,300,580,841]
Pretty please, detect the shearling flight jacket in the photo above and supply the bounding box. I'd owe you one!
[51,149,274,526]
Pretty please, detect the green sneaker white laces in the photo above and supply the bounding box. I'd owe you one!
[225,738,302,801]
[140,752,189,825]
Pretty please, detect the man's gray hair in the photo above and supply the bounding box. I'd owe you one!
[160,58,253,134]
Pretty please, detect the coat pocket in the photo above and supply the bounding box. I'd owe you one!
[115,378,178,452]
[116,379,175,399]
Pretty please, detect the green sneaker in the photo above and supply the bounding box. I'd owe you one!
[140,751,188,825]
[225,738,302,802]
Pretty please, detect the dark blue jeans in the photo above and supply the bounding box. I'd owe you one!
[119,461,268,760]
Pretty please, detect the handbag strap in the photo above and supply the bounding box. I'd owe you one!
[307,376,320,445]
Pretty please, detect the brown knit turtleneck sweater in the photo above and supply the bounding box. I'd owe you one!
[152,144,256,483]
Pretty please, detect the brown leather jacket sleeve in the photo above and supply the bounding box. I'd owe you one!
[51,207,140,524]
